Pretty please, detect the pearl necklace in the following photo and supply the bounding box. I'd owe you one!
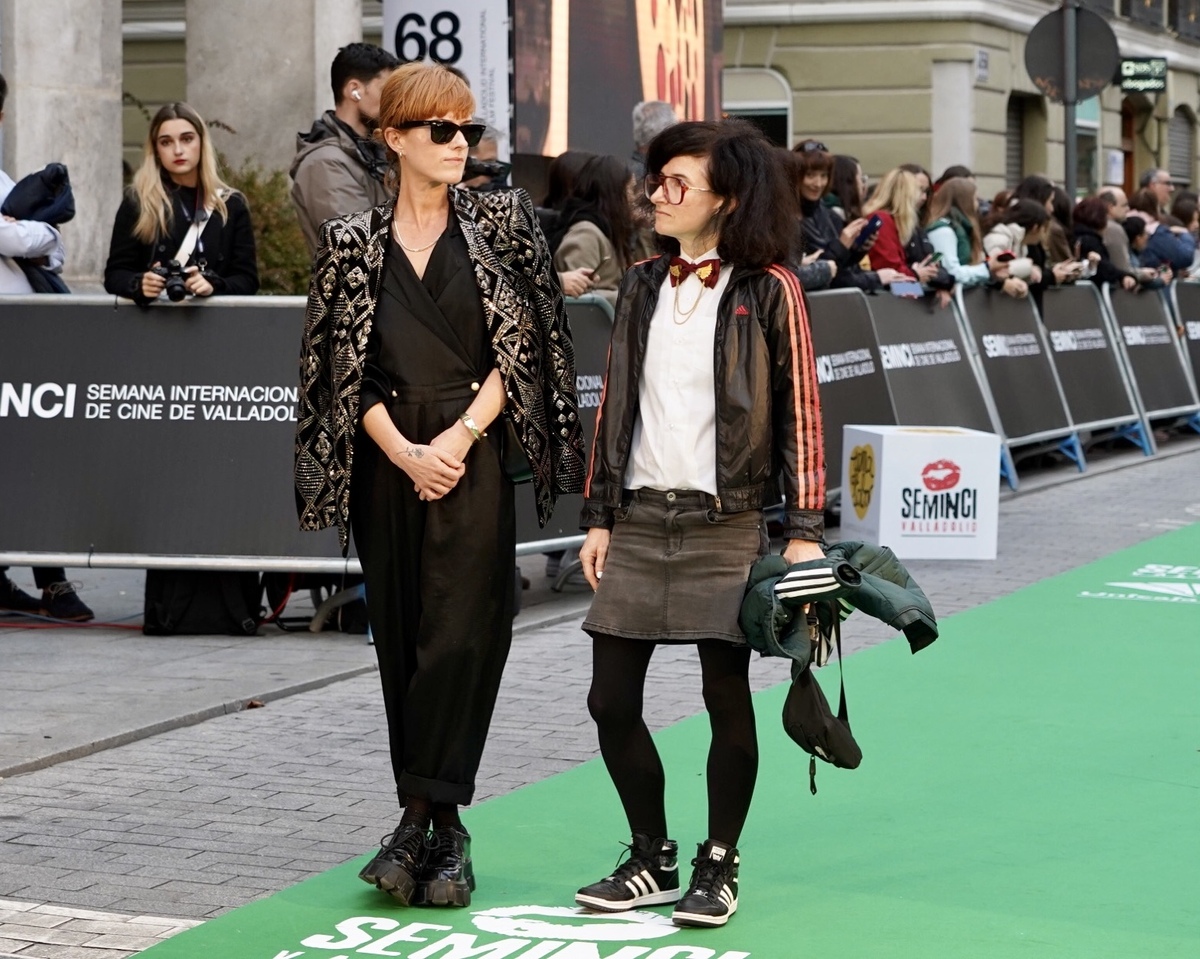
[392,219,443,254]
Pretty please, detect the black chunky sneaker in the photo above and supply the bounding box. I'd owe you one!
[41,581,94,622]
[416,826,475,907]
[0,576,41,615]
[672,840,739,928]
[359,822,427,905]
[576,833,680,912]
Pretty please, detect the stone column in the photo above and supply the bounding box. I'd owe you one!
[186,0,362,174]
[930,58,976,180]
[0,0,123,289]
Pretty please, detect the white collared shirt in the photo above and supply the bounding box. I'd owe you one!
[626,247,731,495]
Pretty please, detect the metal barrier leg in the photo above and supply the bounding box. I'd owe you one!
[551,558,586,593]
[1113,421,1154,457]
[1000,447,1019,491]
[308,582,367,634]
[1057,433,1087,472]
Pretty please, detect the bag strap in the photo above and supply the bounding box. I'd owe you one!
[171,199,216,266]
[217,574,260,636]
[810,610,850,796]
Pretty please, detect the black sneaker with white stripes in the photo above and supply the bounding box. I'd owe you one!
[576,834,680,912]
[672,840,739,927]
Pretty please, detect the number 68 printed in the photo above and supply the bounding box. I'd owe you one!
[395,12,463,64]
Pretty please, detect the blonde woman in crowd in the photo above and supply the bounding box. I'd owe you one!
[862,167,940,286]
[105,102,258,305]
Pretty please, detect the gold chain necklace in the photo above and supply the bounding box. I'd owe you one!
[391,219,442,254]
[672,277,707,324]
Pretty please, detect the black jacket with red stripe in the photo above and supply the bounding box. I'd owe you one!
[580,254,826,541]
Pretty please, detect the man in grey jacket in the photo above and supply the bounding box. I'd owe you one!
[291,43,399,255]
[1099,187,1134,273]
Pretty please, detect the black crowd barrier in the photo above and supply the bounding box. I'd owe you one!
[4,282,1200,569]
[805,289,896,491]
[856,291,994,431]
[0,295,611,572]
[1104,286,1200,418]
[1168,283,1200,402]
[513,296,609,543]
[1038,284,1141,431]
[1,297,342,567]
[959,286,1072,444]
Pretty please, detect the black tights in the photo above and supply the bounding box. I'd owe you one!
[587,635,758,847]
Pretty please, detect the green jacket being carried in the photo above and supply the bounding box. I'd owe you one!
[739,541,938,671]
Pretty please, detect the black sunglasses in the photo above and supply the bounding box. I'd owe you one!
[799,140,829,153]
[398,119,488,147]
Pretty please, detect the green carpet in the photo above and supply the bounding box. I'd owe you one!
[138,525,1200,958]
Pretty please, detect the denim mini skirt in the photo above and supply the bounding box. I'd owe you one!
[582,487,769,644]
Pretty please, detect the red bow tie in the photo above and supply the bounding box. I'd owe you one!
[669,256,721,288]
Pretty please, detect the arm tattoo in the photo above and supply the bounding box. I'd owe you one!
[403,446,424,459]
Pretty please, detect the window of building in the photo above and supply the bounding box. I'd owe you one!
[1075,97,1101,196]
[1120,0,1167,27]
[722,68,792,148]
[1169,0,1200,42]
[1169,107,1195,188]
[1005,97,1025,188]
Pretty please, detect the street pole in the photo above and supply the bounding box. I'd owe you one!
[1063,0,1078,199]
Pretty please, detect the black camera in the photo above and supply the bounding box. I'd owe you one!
[153,259,188,301]
[462,157,512,192]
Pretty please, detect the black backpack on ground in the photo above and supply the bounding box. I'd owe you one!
[143,570,264,636]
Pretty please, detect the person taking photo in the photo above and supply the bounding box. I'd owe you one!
[104,102,258,306]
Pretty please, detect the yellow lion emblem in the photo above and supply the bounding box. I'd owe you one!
[848,443,876,521]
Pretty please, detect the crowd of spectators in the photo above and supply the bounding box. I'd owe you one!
[6,40,1200,619]
[784,140,1200,317]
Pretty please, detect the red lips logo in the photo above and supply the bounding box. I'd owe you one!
[921,459,961,491]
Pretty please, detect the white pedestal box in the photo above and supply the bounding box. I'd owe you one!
[839,425,1000,560]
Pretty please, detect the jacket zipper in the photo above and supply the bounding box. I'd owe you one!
[709,271,748,515]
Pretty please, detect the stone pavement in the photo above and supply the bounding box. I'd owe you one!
[1,439,1198,958]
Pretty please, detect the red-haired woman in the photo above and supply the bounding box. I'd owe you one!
[295,62,585,907]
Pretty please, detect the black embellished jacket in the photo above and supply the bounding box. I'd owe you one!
[294,187,586,551]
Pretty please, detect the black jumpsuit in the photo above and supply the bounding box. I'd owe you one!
[350,212,515,807]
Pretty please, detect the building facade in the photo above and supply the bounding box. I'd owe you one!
[9,0,1200,283]
[722,0,1200,196]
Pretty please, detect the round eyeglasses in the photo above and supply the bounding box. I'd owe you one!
[644,173,715,205]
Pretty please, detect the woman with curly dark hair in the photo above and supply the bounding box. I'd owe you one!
[575,119,825,929]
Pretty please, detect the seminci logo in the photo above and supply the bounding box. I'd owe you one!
[920,459,961,491]
[1080,562,1200,604]
[294,905,754,957]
